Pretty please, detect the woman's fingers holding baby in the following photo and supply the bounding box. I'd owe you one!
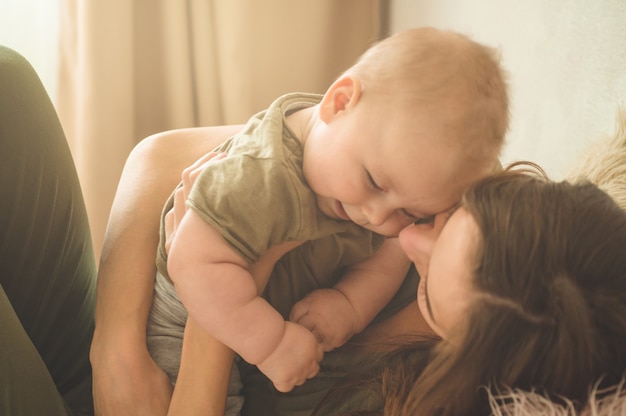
[181,151,227,198]
[163,187,185,254]
[164,151,227,255]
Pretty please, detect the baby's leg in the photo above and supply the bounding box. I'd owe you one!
[147,272,244,415]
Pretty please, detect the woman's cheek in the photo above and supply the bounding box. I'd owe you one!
[416,279,440,336]
[398,225,431,276]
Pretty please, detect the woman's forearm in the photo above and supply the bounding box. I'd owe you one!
[93,133,195,351]
[91,126,242,414]
[168,317,235,416]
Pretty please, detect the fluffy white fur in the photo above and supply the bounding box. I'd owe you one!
[488,379,626,416]
[567,106,626,210]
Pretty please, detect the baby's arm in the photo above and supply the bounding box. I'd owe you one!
[168,209,322,392]
[291,237,411,351]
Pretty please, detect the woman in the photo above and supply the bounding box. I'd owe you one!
[327,165,626,415]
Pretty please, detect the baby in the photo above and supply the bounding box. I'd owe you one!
[148,27,510,397]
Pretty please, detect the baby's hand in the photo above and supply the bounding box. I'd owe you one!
[256,322,323,393]
[290,288,360,352]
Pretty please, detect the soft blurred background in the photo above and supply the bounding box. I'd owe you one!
[1,0,625,260]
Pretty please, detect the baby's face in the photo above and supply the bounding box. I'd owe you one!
[303,102,494,236]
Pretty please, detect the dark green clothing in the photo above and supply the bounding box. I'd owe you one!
[0,45,96,415]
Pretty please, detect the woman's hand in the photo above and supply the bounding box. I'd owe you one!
[164,151,227,254]
[91,126,243,415]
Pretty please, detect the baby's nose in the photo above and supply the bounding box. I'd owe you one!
[363,203,393,226]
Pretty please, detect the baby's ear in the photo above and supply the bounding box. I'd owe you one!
[318,76,362,123]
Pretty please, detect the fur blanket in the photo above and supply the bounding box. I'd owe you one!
[567,106,626,210]
[488,379,626,416]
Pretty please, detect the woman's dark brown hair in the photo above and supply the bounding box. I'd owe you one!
[319,166,626,415]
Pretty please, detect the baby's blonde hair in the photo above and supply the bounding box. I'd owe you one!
[344,27,510,163]
[568,106,626,210]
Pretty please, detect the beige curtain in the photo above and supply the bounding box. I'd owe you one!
[57,0,382,261]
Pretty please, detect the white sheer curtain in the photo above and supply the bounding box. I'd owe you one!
[0,0,60,99]
[57,0,382,260]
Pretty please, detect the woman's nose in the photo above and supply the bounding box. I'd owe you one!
[398,212,448,266]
